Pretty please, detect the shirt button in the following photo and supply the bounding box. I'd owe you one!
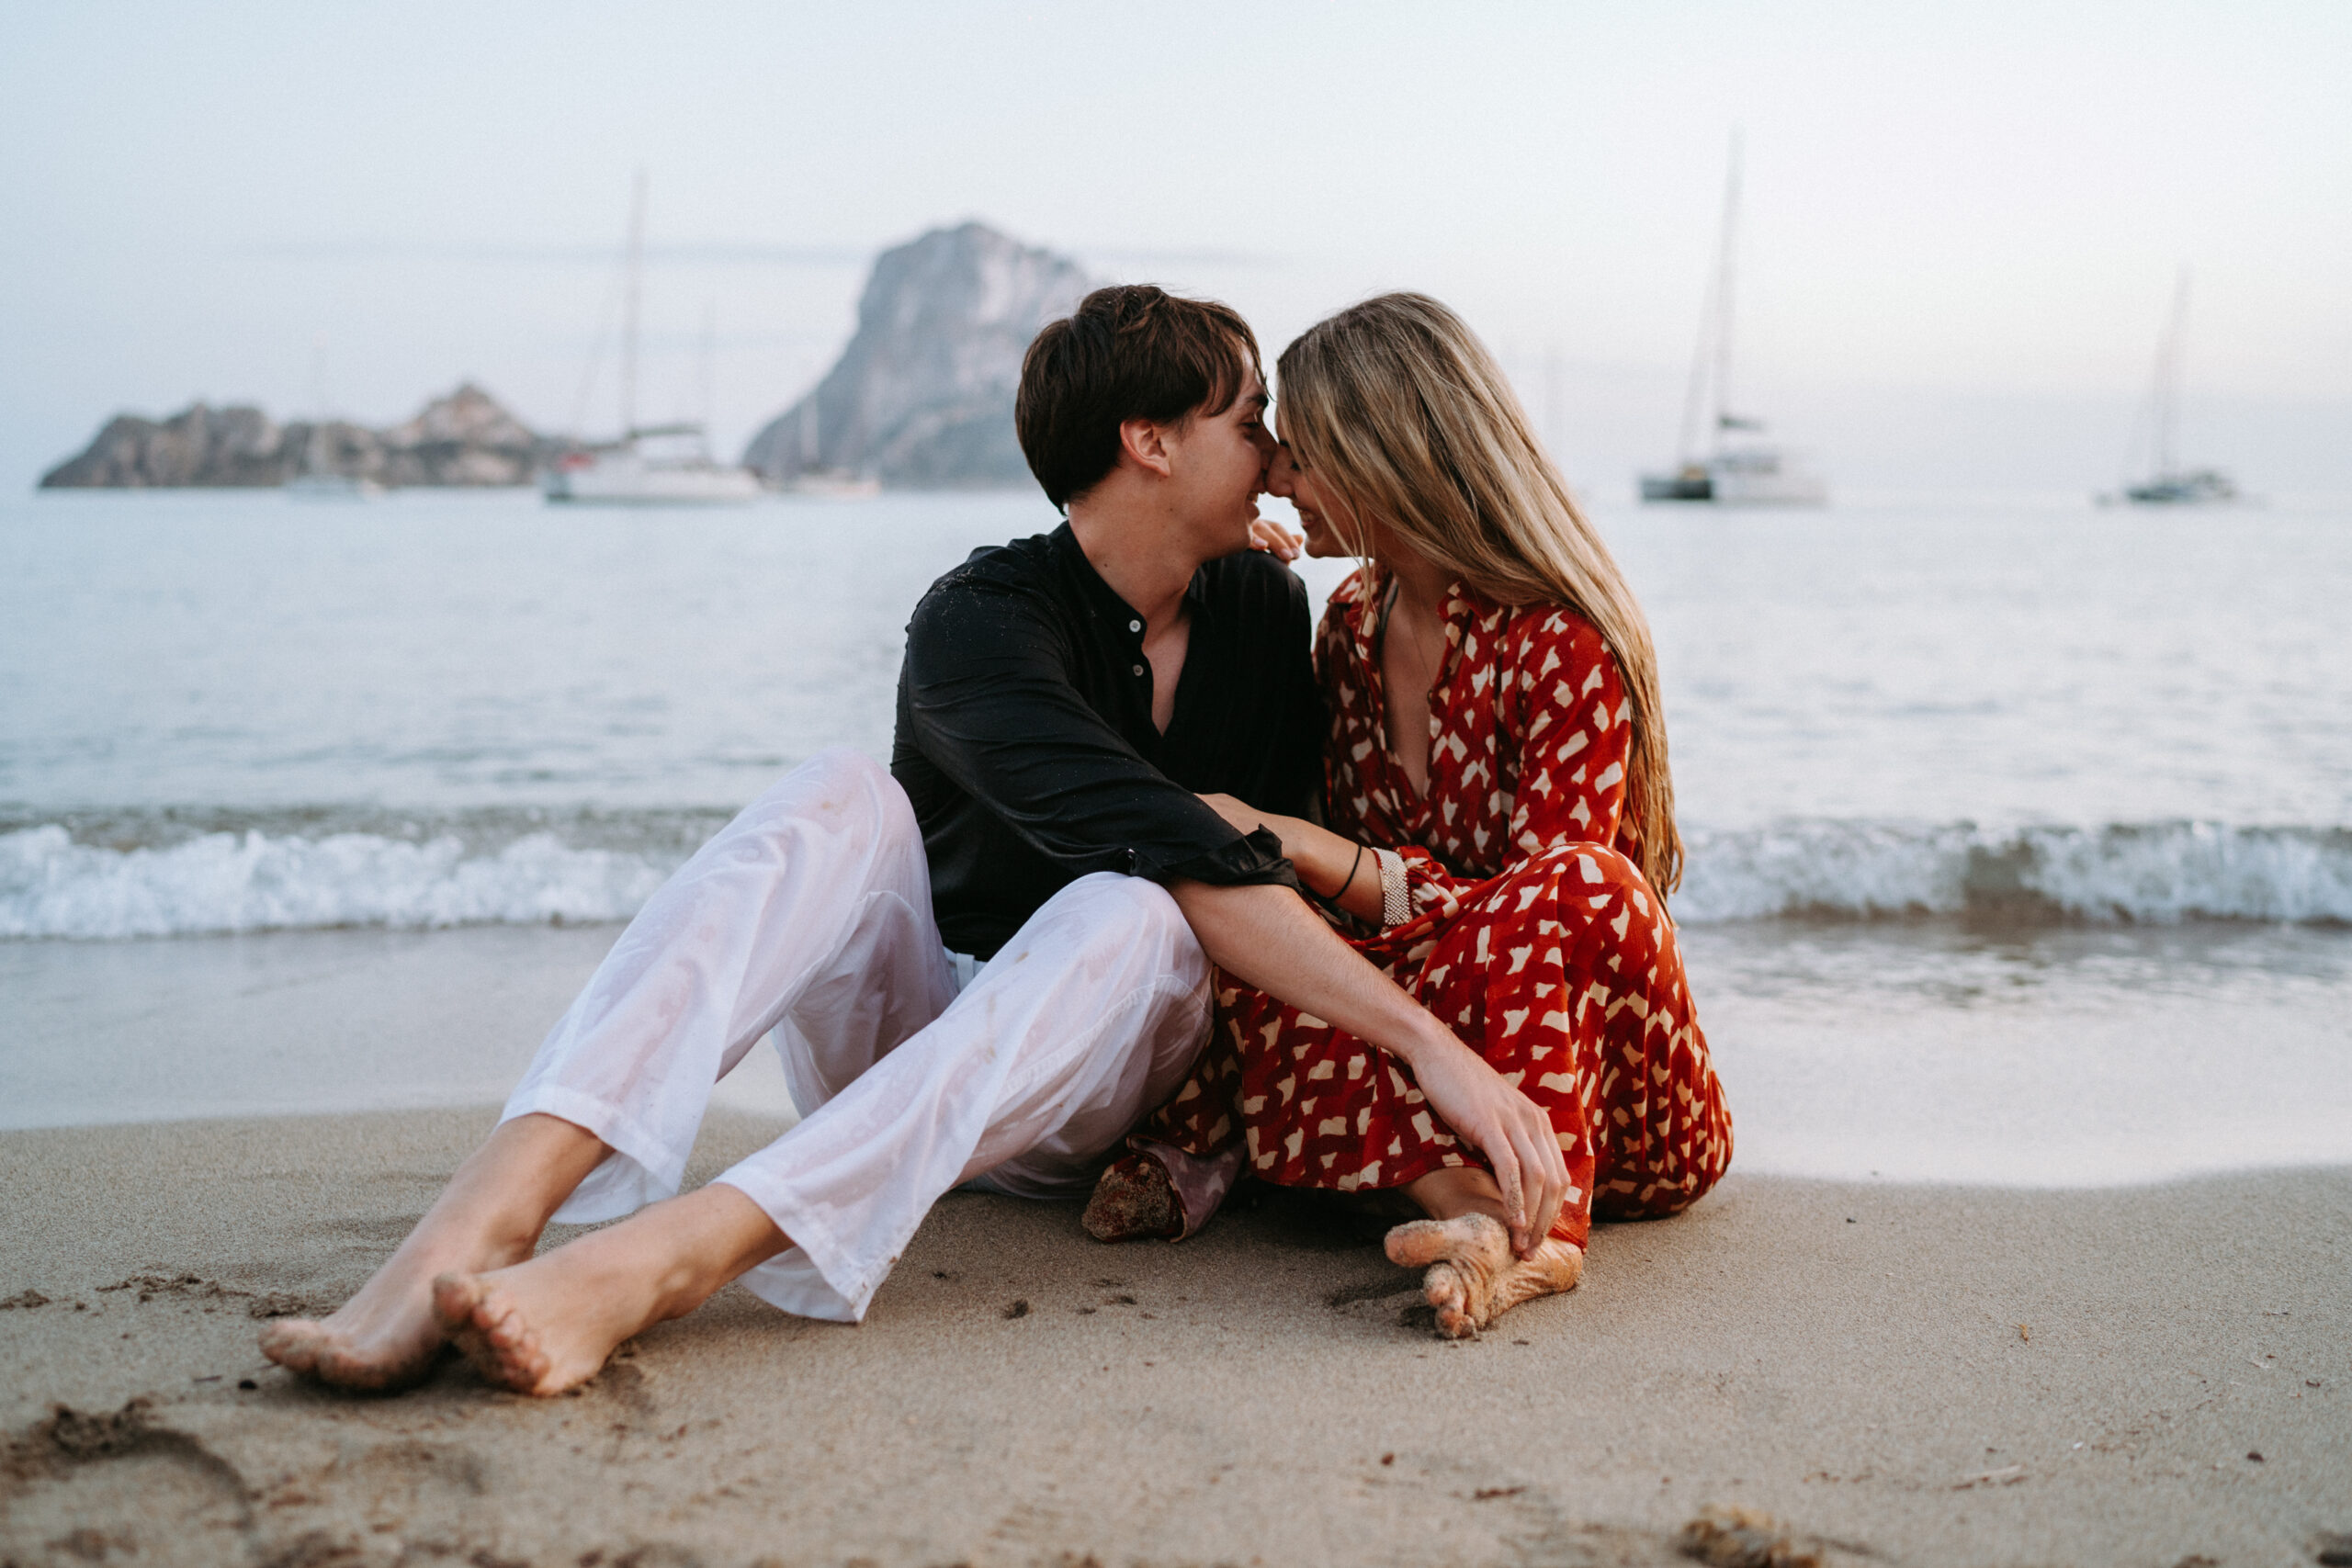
[1132,663,1146,677]
[1129,619,1143,633]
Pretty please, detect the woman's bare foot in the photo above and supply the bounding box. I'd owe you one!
[257,1114,610,1391]
[1385,1214,1583,1339]
[435,1182,786,1398]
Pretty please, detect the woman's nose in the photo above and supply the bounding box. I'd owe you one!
[1267,446,1300,498]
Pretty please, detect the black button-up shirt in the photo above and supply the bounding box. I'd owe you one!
[891,522,1322,959]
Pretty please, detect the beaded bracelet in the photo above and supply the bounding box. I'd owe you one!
[1374,848,1410,928]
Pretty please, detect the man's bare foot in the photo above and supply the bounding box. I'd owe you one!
[257,1113,609,1391]
[258,1235,530,1392]
[431,1268,636,1398]
[436,1181,787,1398]
[1384,1213,1583,1339]
[1082,1152,1182,1242]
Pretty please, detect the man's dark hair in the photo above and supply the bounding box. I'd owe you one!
[1016,285,1262,510]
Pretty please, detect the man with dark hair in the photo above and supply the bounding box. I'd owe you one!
[260,284,1566,1397]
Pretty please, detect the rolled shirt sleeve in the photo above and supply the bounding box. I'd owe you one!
[899,573,1295,887]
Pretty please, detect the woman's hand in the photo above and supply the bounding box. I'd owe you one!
[1397,1038,1572,1258]
[1165,878,1568,1258]
[1248,515,1304,561]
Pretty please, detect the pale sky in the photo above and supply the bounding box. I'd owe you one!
[5,0,2347,493]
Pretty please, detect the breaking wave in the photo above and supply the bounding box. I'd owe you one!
[0,807,726,941]
[3,810,2349,939]
[1675,819,2352,926]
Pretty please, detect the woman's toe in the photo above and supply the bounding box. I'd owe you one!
[1384,1218,1453,1268]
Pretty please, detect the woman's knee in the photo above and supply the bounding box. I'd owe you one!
[1498,844,1660,922]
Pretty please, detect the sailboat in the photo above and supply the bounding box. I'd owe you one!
[544,173,762,507]
[2100,267,2240,507]
[773,400,879,499]
[1639,136,1826,507]
[286,339,381,502]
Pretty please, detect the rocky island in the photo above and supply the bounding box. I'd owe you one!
[39,383,550,490]
[42,221,1094,493]
[743,221,1092,489]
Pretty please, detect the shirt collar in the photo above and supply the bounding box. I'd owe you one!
[1051,520,1212,642]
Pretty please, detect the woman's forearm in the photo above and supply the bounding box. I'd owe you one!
[1241,809,1389,924]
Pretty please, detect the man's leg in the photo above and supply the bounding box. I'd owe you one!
[253,1113,612,1391]
[260,749,950,1389]
[729,872,1212,1319]
[427,873,1211,1394]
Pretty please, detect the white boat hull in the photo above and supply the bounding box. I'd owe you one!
[2100,468,2240,507]
[1639,450,1826,507]
[543,453,762,507]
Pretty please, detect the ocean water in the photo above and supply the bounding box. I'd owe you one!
[4,487,2349,1178]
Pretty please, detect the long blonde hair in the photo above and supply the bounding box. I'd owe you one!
[1277,292,1684,895]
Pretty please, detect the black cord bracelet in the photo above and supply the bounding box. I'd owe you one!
[1334,843,1366,900]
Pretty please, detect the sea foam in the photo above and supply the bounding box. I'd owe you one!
[4,817,2349,940]
[1677,819,2352,925]
[0,825,671,941]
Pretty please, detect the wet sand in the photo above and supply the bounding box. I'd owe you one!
[3,1105,2347,1568]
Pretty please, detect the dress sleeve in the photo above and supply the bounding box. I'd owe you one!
[1386,608,1635,925]
[900,570,1298,890]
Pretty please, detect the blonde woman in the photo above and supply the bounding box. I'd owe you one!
[1088,293,1732,1337]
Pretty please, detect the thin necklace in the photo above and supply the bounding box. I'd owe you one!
[1381,579,1446,692]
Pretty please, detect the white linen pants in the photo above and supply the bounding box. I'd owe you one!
[501,749,1213,1322]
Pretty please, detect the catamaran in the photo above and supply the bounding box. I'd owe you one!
[2099,267,2241,507]
[544,173,762,507]
[1639,136,1826,507]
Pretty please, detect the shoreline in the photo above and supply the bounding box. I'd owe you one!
[11,918,2348,1191]
[3,1106,2347,1567]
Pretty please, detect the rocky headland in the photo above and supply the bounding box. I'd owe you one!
[742,221,1093,489]
[39,384,549,490]
[44,222,1091,493]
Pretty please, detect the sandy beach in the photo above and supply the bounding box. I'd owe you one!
[4,1095,2346,1568]
[4,494,2348,1565]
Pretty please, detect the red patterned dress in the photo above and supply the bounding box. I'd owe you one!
[1138,569,1732,1249]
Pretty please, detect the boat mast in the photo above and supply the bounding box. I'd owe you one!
[1712,132,1743,453]
[1677,132,1743,463]
[698,299,717,432]
[619,169,646,440]
[2152,265,2188,480]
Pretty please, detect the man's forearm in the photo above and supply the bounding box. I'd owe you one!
[1166,879,1451,1067]
[1168,875,1574,1254]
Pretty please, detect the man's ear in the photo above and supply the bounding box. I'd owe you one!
[1115,417,1174,479]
